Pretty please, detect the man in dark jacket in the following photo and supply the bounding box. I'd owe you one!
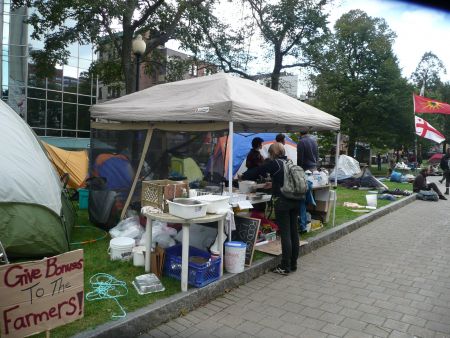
[297,131,318,171]
[246,137,264,170]
[439,148,450,194]
[413,167,447,200]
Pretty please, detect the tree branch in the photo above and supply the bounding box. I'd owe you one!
[131,0,165,31]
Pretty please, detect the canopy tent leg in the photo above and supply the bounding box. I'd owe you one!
[120,128,154,220]
[228,121,234,195]
[332,131,341,227]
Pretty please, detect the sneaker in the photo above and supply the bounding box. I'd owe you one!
[439,195,447,200]
[272,266,289,275]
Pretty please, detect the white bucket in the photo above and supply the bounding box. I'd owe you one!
[224,241,246,273]
[108,237,135,261]
[366,194,377,208]
[132,246,146,266]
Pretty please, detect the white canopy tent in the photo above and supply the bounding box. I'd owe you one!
[90,73,341,218]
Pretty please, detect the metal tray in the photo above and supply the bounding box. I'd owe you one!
[132,273,165,295]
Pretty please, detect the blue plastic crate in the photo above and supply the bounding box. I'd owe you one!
[164,244,221,288]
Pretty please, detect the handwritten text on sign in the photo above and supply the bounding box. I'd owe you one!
[0,250,84,337]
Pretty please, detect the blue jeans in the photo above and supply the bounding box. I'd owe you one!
[299,181,316,231]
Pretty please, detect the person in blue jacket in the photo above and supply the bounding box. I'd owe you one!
[241,142,300,275]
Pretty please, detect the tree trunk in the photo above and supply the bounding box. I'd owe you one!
[347,134,355,158]
[122,10,135,94]
[122,32,135,94]
[271,47,283,91]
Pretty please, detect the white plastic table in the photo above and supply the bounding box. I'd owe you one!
[141,212,226,292]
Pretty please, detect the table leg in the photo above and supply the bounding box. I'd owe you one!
[145,217,152,272]
[181,223,189,292]
[218,217,224,277]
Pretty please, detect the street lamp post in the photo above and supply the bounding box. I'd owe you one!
[132,34,146,92]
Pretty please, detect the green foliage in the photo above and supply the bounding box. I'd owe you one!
[411,51,447,92]
[311,10,413,153]
[12,0,215,94]
[196,0,331,89]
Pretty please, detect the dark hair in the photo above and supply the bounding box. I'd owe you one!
[251,137,264,149]
[275,133,285,143]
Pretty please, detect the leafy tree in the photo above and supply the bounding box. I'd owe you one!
[12,0,214,94]
[411,51,446,95]
[195,0,331,90]
[311,10,413,155]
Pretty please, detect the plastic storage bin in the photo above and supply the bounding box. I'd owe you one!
[193,195,230,213]
[78,188,89,209]
[164,244,221,288]
[167,198,207,219]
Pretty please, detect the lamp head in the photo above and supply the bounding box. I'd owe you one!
[132,34,146,55]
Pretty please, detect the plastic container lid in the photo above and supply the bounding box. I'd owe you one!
[224,241,246,248]
[110,237,135,248]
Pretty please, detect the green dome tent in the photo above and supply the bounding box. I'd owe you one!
[0,100,75,258]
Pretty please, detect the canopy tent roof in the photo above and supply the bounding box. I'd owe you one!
[91,73,340,132]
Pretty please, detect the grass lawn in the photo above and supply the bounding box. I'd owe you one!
[31,179,412,337]
[301,180,412,240]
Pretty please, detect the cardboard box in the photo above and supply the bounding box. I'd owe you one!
[151,245,165,279]
[307,200,329,213]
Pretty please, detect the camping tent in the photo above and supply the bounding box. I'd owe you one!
[0,100,75,258]
[207,133,297,179]
[43,142,89,189]
[90,73,341,217]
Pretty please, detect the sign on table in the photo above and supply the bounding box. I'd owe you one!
[0,250,84,337]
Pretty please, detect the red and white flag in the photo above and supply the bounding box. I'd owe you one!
[413,94,450,114]
[415,116,445,144]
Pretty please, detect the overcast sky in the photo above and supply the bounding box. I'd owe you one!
[168,0,450,83]
[332,0,450,82]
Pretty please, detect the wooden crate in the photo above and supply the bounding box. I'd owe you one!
[141,180,189,212]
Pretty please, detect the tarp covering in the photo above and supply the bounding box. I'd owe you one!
[91,73,340,132]
[206,133,297,179]
[329,155,361,181]
[43,142,89,189]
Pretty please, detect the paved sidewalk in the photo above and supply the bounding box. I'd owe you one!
[143,187,450,337]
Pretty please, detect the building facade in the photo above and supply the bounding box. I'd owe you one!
[1,2,96,148]
[97,43,215,103]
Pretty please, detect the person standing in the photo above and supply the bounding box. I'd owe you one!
[439,148,450,194]
[377,153,382,171]
[242,143,300,275]
[245,137,264,170]
[275,133,286,145]
[297,131,318,171]
[297,131,318,234]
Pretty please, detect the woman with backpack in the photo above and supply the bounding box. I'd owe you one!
[241,142,300,275]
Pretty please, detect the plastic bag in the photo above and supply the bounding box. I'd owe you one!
[109,216,144,240]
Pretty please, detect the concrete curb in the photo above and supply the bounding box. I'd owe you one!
[74,194,416,338]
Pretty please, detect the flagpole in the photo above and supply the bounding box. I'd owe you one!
[414,93,418,171]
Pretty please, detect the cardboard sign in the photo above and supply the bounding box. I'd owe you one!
[0,250,84,337]
[233,216,260,266]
